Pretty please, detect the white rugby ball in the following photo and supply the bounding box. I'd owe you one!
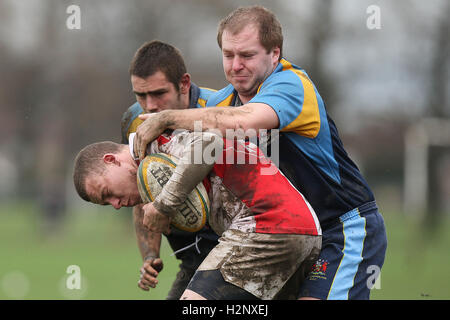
[137,153,209,232]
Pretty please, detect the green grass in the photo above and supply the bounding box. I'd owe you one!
[0,201,449,299]
[0,202,178,299]
[370,211,450,300]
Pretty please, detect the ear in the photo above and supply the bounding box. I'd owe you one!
[103,153,120,166]
[179,73,191,95]
[272,47,281,64]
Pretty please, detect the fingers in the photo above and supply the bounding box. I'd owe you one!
[134,113,164,160]
[133,131,140,160]
[138,281,150,291]
[135,117,149,161]
[138,272,158,290]
[138,264,159,290]
[142,212,149,229]
[138,258,164,291]
[134,123,144,160]
[143,259,163,275]
[137,131,146,160]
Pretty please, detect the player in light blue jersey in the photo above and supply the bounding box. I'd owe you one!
[134,7,387,300]
[123,40,218,300]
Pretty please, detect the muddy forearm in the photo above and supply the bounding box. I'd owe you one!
[159,106,256,135]
[152,132,223,217]
[133,205,162,260]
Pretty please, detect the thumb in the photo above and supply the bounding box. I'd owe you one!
[143,214,149,228]
[165,219,172,235]
[152,258,164,272]
[138,114,152,120]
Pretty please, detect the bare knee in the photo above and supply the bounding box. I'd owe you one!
[298,296,321,300]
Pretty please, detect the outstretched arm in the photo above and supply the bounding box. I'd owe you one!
[133,103,278,160]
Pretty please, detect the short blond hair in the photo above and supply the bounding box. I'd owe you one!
[73,141,121,202]
[217,5,283,60]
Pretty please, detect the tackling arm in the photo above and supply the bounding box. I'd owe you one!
[134,103,278,160]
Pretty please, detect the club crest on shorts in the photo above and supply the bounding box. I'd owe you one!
[308,258,329,281]
[137,153,209,232]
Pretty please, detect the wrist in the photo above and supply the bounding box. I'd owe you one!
[143,254,159,261]
[159,109,176,130]
[152,198,176,218]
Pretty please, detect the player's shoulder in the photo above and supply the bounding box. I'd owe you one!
[205,84,236,107]
[121,102,144,144]
[278,59,315,86]
[267,59,306,84]
[122,101,143,119]
[197,86,217,108]
[199,86,216,97]
[255,58,312,97]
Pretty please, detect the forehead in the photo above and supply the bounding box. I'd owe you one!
[131,71,174,91]
[221,23,263,51]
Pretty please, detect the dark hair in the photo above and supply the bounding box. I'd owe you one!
[129,40,187,92]
[73,141,122,202]
[217,5,283,60]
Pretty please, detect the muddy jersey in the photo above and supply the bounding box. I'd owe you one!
[146,131,322,237]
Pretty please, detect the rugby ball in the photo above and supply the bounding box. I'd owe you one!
[137,153,209,232]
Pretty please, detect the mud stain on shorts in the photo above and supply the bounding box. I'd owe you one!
[198,229,321,299]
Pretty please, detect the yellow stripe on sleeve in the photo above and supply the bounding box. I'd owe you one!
[216,93,234,107]
[198,98,207,108]
[280,59,321,139]
[127,117,144,138]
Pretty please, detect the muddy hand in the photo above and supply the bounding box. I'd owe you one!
[138,258,164,291]
[134,113,166,160]
[142,202,171,234]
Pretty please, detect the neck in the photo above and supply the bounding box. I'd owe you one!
[237,93,253,105]
[238,62,278,104]
[182,86,191,109]
[123,145,139,168]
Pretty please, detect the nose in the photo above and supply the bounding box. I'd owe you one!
[109,198,122,210]
[144,95,159,113]
[232,56,244,72]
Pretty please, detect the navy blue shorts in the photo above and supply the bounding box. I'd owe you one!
[298,201,387,300]
[186,269,259,300]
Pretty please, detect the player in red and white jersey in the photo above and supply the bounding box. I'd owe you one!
[139,129,321,300]
[73,129,321,300]
[143,130,321,238]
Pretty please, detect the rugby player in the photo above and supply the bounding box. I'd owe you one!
[123,40,219,299]
[133,6,387,300]
[72,129,322,300]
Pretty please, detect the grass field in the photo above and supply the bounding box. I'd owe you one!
[0,201,449,300]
